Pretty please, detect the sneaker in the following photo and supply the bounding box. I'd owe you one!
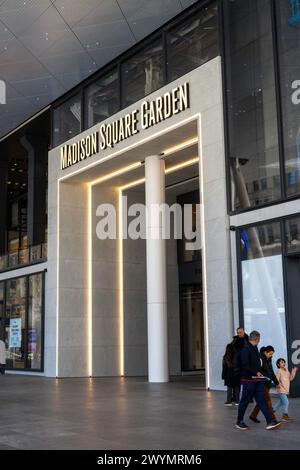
[266,420,281,430]
[233,402,239,406]
[235,421,249,430]
[249,416,260,424]
[224,402,233,406]
[282,414,292,422]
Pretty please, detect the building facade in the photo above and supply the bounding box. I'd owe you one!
[0,0,300,395]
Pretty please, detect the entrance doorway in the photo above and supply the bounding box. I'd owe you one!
[180,284,205,371]
[177,190,205,374]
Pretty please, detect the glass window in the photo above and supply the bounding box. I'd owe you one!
[53,93,81,147]
[225,0,281,211]
[240,222,287,362]
[5,277,27,369]
[27,273,43,370]
[177,191,201,263]
[84,69,119,128]
[122,39,165,107]
[180,285,205,371]
[0,282,4,340]
[276,0,300,196]
[286,215,300,254]
[3,273,44,371]
[168,3,219,81]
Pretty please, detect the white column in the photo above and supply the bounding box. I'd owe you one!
[145,155,169,383]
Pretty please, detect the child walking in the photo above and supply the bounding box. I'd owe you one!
[273,358,298,421]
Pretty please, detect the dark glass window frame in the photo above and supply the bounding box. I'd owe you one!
[50,0,219,149]
[121,34,167,109]
[83,65,121,130]
[0,270,45,373]
[222,0,300,216]
[235,212,300,348]
[52,90,84,149]
[234,212,300,400]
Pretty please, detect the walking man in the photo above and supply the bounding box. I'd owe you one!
[236,331,281,430]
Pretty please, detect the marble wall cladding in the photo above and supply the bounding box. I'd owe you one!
[92,184,120,376]
[46,57,233,387]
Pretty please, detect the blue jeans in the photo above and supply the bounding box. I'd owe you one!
[237,381,272,424]
[273,394,289,415]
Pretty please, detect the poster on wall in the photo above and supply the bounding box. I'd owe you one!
[28,329,37,353]
[9,318,21,348]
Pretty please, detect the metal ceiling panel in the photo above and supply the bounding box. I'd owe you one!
[0,0,51,36]
[0,0,197,139]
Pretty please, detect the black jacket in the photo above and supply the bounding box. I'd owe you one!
[232,333,249,352]
[240,342,261,380]
[222,359,240,387]
[260,353,279,389]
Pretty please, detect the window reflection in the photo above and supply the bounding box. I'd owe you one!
[0,282,4,343]
[53,94,81,147]
[286,216,300,254]
[27,274,42,370]
[240,222,287,364]
[122,39,164,107]
[85,69,119,128]
[276,0,300,196]
[5,277,27,369]
[168,3,218,81]
[2,274,44,371]
[225,0,281,211]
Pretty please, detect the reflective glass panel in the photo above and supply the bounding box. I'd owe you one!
[27,274,43,370]
[168,3,219,81]
[286,215,300,254]
[53,94,81,147]
[5,277,26,369]
[85,69,119,128]
[225,0,281,211]
[276,0,300,196]
[122,39,164,107]
[240,222,287,363]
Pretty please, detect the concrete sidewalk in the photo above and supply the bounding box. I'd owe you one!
[0,375,299,450]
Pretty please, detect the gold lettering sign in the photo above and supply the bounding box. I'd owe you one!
[60,82,189,170]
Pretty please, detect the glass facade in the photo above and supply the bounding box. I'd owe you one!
[122,40,165,107]
[52,1,219,148]
[0,112,49,272]
[0,282,4,343]
[239,221,288,362]
[0,273,44,371]
[85,68,119,128]
[53,93,82,148]
[276,0,300,196]
[27,273,43,370]
[5,276,27,369]
[225,0,281,211]
[285,215,300,254]
[168,3,218,81]
[180,285,205,371]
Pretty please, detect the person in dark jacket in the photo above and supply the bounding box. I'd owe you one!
[231,327,249,402]
[249,346,279,423]
[222,343,240,405]
[232,326,249,352]
[236,331,281,431]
